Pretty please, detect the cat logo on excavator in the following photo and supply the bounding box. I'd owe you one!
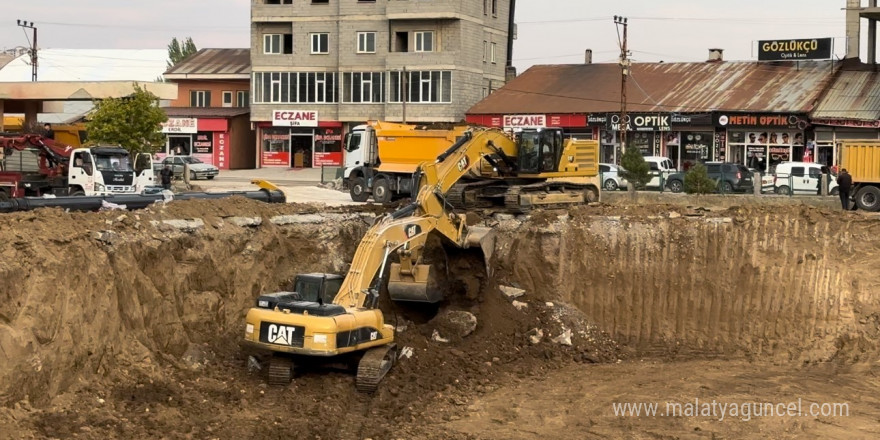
[405,224,422,239]
[457,156,469,172]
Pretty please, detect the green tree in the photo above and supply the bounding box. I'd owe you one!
[85,83,168,155]
[167,37,198,69]
[683,163,718,194]
[619,147,651,190]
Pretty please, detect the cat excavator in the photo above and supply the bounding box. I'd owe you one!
[241,126,599,391]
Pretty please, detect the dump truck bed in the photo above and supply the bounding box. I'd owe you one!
[839,140,880,183]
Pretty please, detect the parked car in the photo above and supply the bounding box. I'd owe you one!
[599,163,629,191]
[772,162,838,195]
[156,156,219,180]
[664,162,754,193]
[643,156,677,189]
[749,168,776,193]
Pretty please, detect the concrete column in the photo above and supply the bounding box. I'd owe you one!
[871,0,878,64]
[821,174,829,196]
[753,171,762,196]
[847,0,862,60]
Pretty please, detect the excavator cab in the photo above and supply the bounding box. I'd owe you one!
[293,273,343,304]
[516,128,564,174]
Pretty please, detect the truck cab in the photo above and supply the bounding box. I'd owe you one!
[68,147,155,195]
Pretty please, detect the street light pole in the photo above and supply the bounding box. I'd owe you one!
[16,19,38,81]
[614,15,629,157]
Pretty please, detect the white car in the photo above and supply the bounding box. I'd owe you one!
[643,156,677,189]
[599,163,629,191]
[772,162,838,195]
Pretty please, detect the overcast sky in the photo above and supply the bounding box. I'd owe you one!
[0,0,858,72]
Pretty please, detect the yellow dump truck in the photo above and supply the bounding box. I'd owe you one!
[837,139,880,211]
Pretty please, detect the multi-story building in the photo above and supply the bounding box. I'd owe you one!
[250,0,515,168]
[162,48,256,169]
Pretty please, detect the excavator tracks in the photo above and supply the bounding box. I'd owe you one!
[448,180,598,214]
[355,343,397,393]
[267,356,294,386]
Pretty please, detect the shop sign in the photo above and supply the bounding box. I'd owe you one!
[161,118,198,133]
[810,118,880,128]
[272,110,318,127]
[503,114,546,128]
[714,112,807,129]
[314,152,342,167]
[262,151,289,166]
[213,132,228,169]
[608,113,671,132]
[670,113,712,127]
[587,114,607,126]
[193,131,213,154]
[757,38,832,61]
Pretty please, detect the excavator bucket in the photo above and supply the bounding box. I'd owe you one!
[387,226,496,303]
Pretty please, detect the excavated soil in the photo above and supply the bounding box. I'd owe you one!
[0,198,879,439]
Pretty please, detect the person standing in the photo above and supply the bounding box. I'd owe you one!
[44,123,55,140]
[160,164,174,191]
[837,168,853,210]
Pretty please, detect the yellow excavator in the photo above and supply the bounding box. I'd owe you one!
[241,126,599,391]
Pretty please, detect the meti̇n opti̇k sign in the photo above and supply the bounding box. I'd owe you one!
[757,38,832,61]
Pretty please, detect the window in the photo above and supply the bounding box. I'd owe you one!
[264,33,292,54]
[492,0,498,16]
[791,166,805,177]
[483,0,488,15]
[253,72,338,103]
[222,91,233,107]
[342,72,385,103]
[389,70,452,103]
[490,42,497,63]
[482,40,487,62]
[236,90,249,107]
[312,0,328,4]
[265,0,292,3]
[414,31,434,52]
[311,33,329,54]
[190,90,211,107]
[357,32,376,53]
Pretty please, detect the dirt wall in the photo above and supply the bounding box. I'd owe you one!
[493,206,880,363]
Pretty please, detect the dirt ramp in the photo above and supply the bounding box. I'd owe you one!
[494,206,880,362]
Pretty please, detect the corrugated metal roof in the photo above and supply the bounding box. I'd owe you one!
[0,49,167,82]
[468,61,835,115]
[163,107,250,118]
[164,48,250,78]
[812,71,880,121]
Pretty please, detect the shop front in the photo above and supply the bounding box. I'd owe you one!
[159,117,230,169]
[258,110,343,168]
[714,112,809,173]
[591,112,714,168]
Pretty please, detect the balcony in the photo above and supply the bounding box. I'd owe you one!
[385,0,462,20]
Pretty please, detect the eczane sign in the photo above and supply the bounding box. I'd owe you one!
[272,110,319,127]
[503,114,546,128]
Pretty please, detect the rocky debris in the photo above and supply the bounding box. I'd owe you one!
[431,329,450,343]
[318,178,344,191]
[92,230,120,245]
[499,285,526,299]
[431,310,478,338]
[150,218,205,232]
[511,300,528,311]
[181,344,213,370]
[551,328,573,346]
[228,216,263,227]
[528,328,544,345]
[270,214,325,225]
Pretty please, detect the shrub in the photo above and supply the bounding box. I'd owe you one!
[619,147,651,190]
[683,163,718,194]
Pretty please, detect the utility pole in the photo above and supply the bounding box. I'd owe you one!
[16,19,38,81]
[614,15,629,157]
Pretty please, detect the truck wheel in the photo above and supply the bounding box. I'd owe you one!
[190,171,197,181]
[830,187,839,196]
[856,186,880,211]
[349,177,370,202]
[667,179,683,193]
[775,185,790,195]
[372,178,393,205]
[0,190,8,201]
[70,189,85,196]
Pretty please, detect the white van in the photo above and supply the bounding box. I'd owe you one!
[643,156,676,188]
[772,162,838,195]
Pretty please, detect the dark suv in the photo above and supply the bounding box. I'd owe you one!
[665,162,754,193]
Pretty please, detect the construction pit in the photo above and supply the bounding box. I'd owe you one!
[1,198,879,439]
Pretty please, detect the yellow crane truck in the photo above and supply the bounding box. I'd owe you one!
[241,125,600,391]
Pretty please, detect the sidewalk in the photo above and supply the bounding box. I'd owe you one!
[191,166,358,206]
[213,167,326,183]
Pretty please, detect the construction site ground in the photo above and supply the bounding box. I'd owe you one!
[1,189,878,439]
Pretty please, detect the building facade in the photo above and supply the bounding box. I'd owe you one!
[162,48,256,169]
[250,0,514,168]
